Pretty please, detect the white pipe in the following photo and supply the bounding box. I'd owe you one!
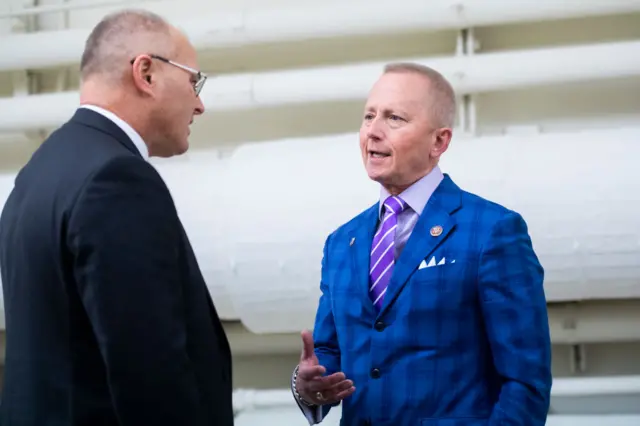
[551,376,640,416]
[1,0,640,72]
[222,300,640,356]
[2,128,640,334]
[545,417,640,426]
[0,152,240,322]
[231,376,640,412]
[552,376,640,397]
[219,127,640,334]
[145,152,238,320]
[0,174,16,329]
[1,40,639,133]
[548,301,640,344]
[233,389,296,411]
[0,0,163,19]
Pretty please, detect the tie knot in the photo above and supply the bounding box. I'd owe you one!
[383,196,407,216]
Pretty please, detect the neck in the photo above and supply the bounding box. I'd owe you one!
[384,185,409,196]
[383,164,436,196]
[79,80,151,146]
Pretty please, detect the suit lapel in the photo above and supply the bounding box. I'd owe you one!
[378,175,462,316]
[349,204,380,317]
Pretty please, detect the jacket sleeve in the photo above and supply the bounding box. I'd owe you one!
[293,233,342,424]
[478,210,552,425]
[67,156,205,426]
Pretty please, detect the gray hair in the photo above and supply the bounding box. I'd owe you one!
[80,9,173,81]
[383,62,457,128]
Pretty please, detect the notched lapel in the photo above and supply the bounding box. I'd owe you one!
[380,213,455,314]
[378,175,461,316]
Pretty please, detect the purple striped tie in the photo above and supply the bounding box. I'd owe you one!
[369,196,407,311]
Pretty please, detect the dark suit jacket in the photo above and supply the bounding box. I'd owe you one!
[0,108,234,426]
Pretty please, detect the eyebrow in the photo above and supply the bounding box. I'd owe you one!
[365,106,410,116]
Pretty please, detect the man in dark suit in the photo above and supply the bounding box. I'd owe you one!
[0,10,233,426]
[291,63,552,425]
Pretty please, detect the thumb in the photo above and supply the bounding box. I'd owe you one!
[300,329,317,363]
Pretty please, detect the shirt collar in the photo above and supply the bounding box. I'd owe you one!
[378,165,444,218]
[79,104,149,161]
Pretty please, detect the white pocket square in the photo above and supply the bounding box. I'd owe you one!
[418,256,455,269]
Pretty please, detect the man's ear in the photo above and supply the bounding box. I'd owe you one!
[131,55,154,95]
[431,127,452,158]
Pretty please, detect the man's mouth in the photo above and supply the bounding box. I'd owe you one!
[369,150,390,158]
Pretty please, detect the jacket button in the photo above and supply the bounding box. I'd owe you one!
[374,321,385,331]
[370,368,381,379]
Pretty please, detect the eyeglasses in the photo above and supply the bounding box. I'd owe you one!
[130,54,207,97]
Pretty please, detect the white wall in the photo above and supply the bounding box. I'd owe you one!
[1,1,640,156]
[1,0,640,422]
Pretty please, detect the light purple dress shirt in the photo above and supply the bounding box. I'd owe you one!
[378,165,444,260]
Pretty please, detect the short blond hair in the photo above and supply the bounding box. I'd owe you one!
[383,62,456,128]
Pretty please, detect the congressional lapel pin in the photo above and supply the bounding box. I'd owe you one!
[430,225,443,237]
[350,237,356,246]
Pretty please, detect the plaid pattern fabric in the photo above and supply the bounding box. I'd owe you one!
[309,175,552,425]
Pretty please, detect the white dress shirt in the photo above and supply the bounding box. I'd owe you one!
[79,104,150,161]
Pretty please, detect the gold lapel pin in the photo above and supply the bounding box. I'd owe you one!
[350,237,356,246]
[430,225,443,237]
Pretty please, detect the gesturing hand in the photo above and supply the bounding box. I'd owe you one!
[295,329,355,406]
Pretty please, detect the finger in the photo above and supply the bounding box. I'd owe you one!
[322,381,356,404]
[329,379,355,394]
[300,329,316,362]
[307,383,355,406]
[332,385,356,402]
[309,372,346,388]
[297,364,326,381]
[306,376,351,393]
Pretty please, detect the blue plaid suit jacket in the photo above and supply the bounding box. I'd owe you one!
[311,174,552,426]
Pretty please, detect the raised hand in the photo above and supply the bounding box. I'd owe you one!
[295,329,356,406]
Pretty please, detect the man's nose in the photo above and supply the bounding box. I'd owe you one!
[366,118,384,141]
[194,97,205,115]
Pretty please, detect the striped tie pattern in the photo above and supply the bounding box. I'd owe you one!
[369,196,407,311]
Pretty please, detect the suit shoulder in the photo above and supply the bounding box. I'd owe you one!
[68,157,177,231]
[459,188,523,222]
[23,121,149,185]
[76,156,171,210]
[456,187,533,246]
[88,155,162,183]
[62,153,172,228]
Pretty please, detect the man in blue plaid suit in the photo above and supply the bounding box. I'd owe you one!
[290,63,552,425]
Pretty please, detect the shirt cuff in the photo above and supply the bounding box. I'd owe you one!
[290,366,323,424]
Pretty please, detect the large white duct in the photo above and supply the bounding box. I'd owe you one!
[0,173,15,328]
[1,39,640,133]
[151,152,236,319]
[1,0,639,72]
[1,128,639,332]
[221,126,640,334]
[551,375,640,415]
[0,154,238,322]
